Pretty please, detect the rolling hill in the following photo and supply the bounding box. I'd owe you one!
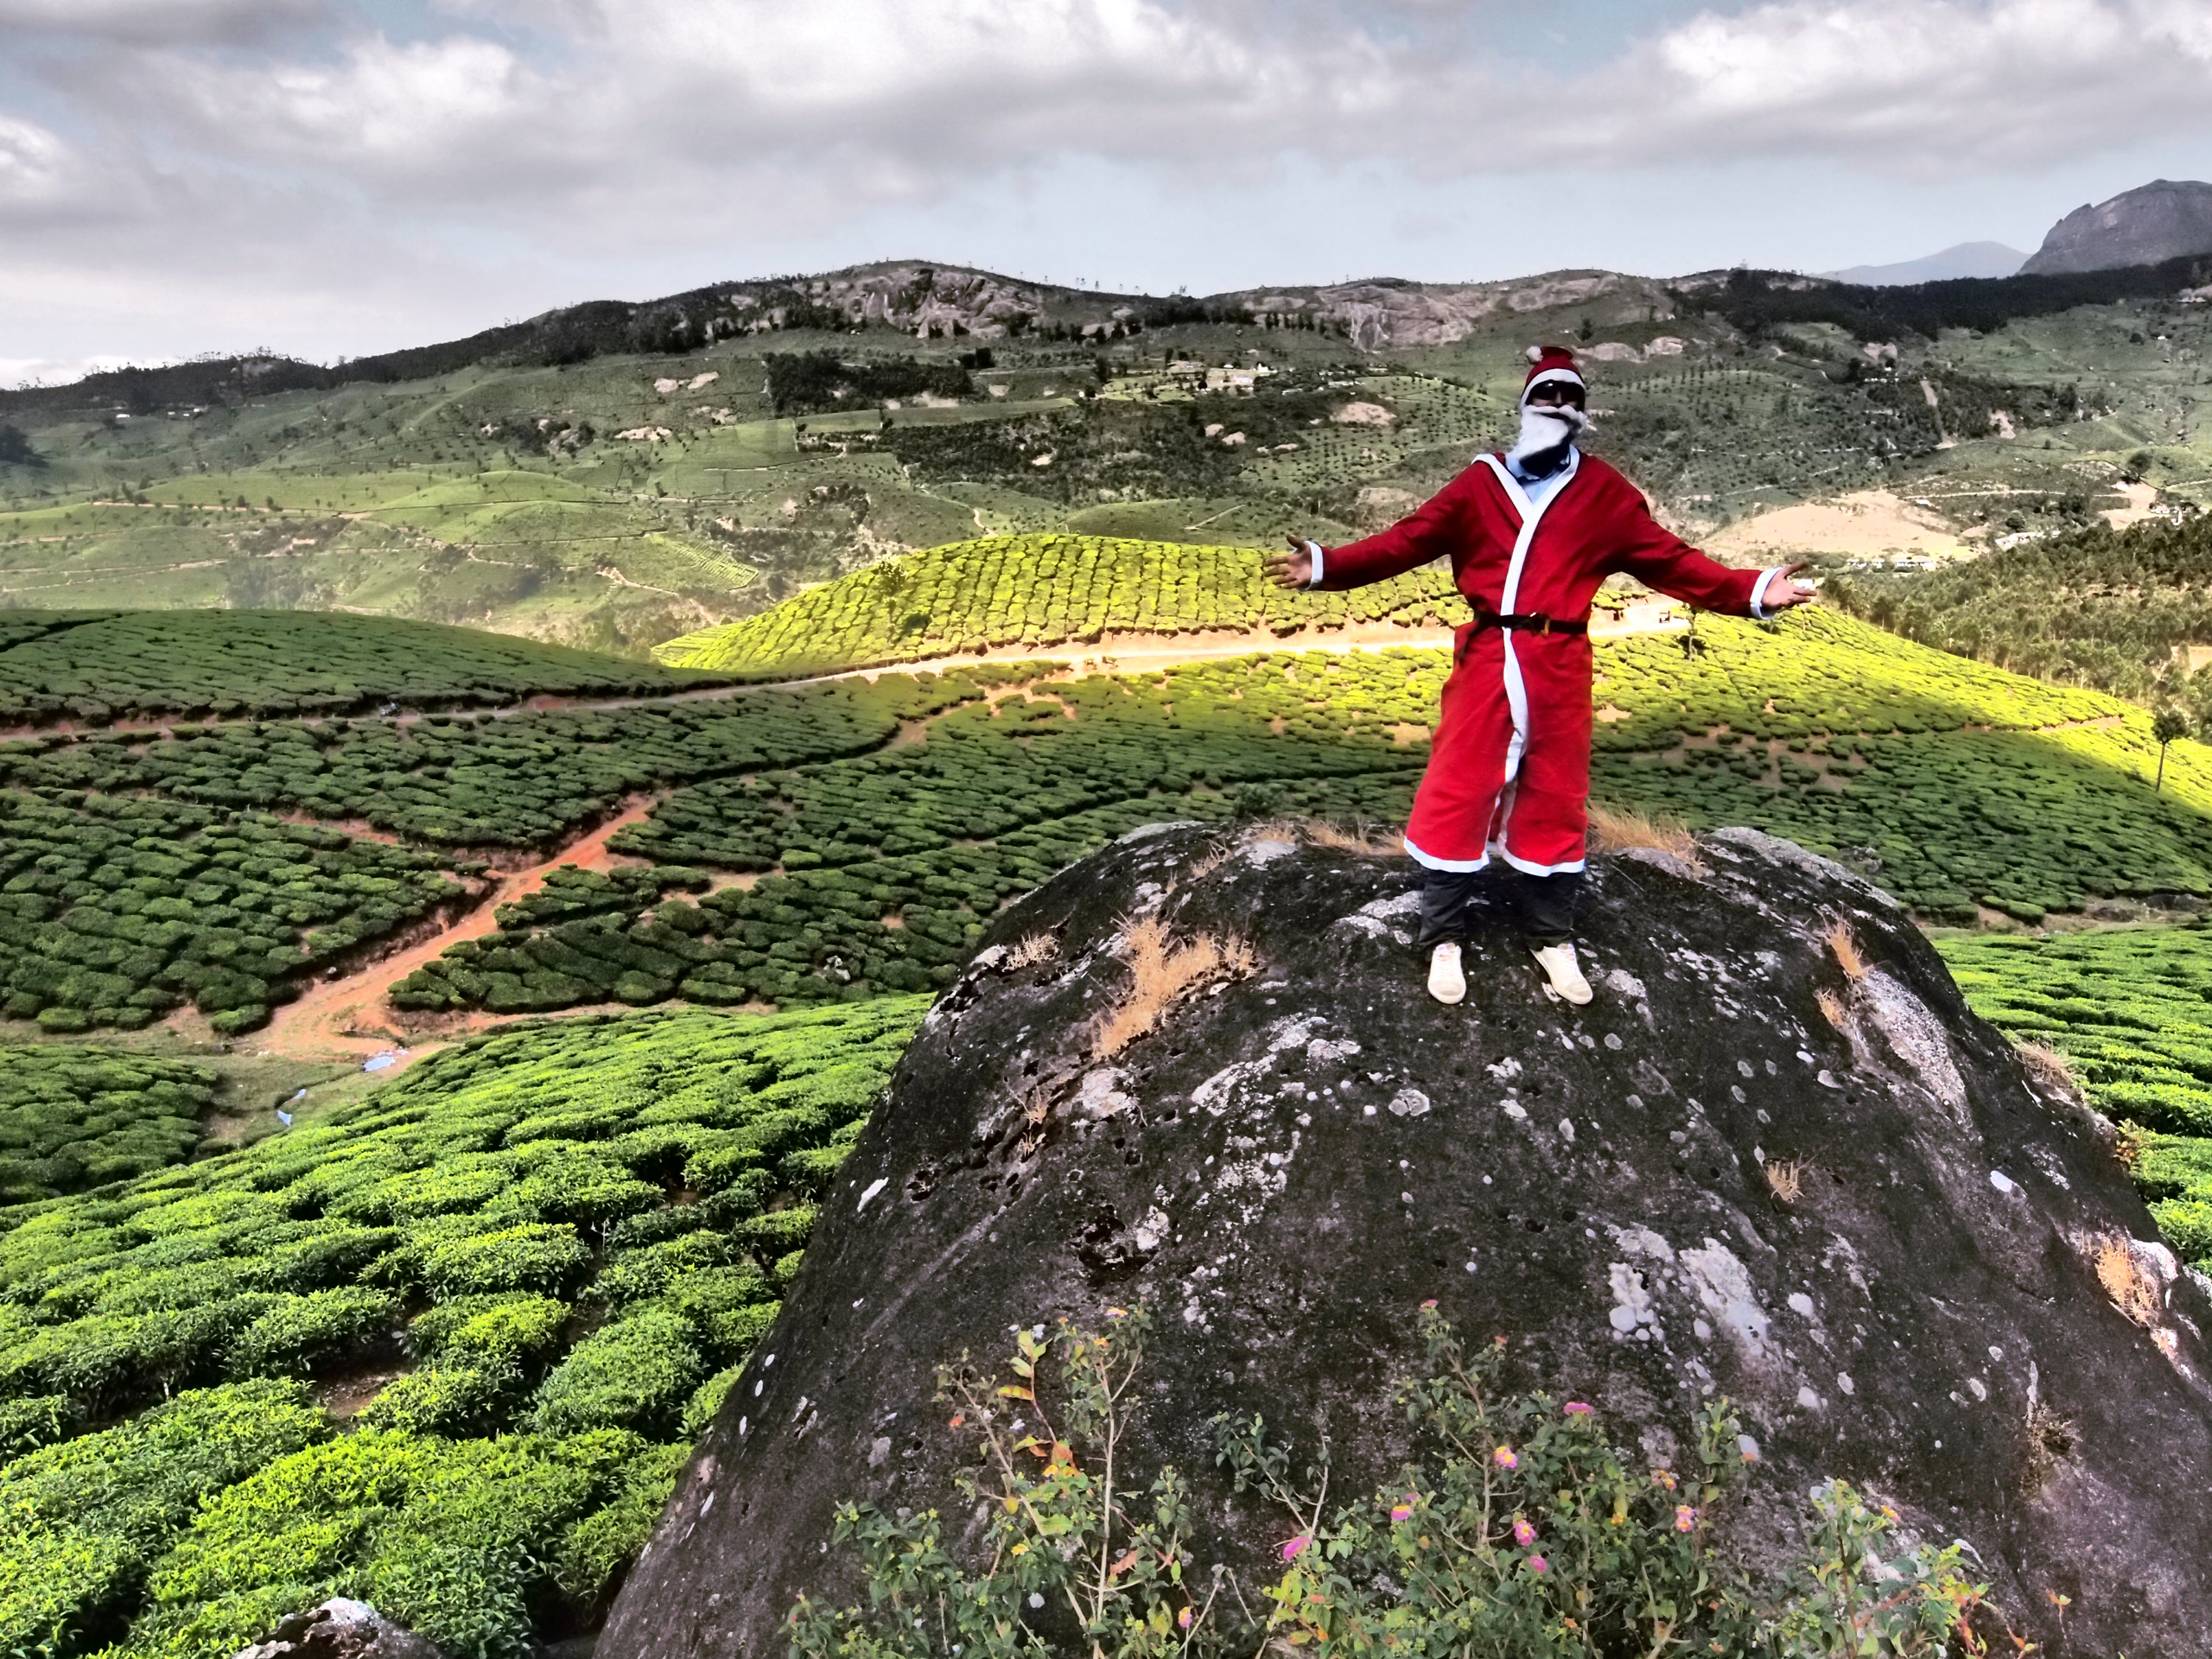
[5,252,2211,656]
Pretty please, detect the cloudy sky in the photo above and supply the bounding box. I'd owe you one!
[5,0,2212,383]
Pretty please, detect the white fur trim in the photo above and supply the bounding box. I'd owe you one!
[1497,845,1590,877]
[1303,538,1325,588]
[1404,834,1489,873]
[1749,565,1785,619]
[1475,449,1580,789]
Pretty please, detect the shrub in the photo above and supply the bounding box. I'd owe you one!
[530,1310,704,1439]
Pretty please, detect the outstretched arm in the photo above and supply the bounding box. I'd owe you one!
[1264,475,1470,592]
[1608,494,1815,616]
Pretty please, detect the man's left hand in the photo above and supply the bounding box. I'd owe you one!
[1763,561,1817,612]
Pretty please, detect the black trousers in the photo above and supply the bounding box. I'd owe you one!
[1416,865,1584,949]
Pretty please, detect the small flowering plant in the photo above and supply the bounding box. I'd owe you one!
[795,1304,1994,1659]
[1215,1303,1759,1656]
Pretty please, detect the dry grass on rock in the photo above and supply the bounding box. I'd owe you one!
[1091,916,1256,1059]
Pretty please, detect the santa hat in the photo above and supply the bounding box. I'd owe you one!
[1521,344,1585,405]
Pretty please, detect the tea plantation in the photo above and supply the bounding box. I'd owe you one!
[652,533,1464,676]
[0,1047,215,1204]
[392,609,2212,1018]
[0,610,721,728]
[0,999,925,1658]
[0,797,464,1035]
[1941,925,2212,1273]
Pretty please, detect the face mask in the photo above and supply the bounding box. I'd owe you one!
[1507,404,1586,472]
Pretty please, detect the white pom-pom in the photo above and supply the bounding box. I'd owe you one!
[1525,345,1543,363]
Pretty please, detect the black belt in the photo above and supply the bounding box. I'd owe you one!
[1471,610,1586,636]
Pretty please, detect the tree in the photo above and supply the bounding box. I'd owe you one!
[2154,708,2189,791]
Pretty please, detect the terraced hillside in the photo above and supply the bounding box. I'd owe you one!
[1831,510,2212,714]
[8,260,2210,654]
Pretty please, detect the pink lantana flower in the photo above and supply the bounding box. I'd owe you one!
[1281,1535,1310,1562]
[1389,1497,1414,1522]
[1511,1516,1536,1547]
[1674,1504,1698,1533]
[1527,1554,1548,1573]
[1493,1446,1518,1471]
[1563,1402,1593,1417]
[1177,1607,1192,1630]
[1653,1469,1677,1491]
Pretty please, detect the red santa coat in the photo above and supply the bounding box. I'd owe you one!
[1312,448,1779,874]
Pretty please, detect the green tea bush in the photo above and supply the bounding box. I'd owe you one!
[0,1379,327,1657]
[0,609,723,727]
[0,1000,925,1656]
[0,1046,216,1200]
[654,535,1464,677]
[794,1307,1988,1659]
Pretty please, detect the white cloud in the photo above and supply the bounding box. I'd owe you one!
[5,0,2212,368]
[1596,0,2212,168]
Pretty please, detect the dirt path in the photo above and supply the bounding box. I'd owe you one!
[255,796,664,1068]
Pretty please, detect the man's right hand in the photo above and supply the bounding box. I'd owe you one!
[1264,535,1315,590]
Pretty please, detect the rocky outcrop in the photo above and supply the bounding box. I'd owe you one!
[605,823,2212,1659]
[234,1600,440,1659]
[2022,179,2212,275]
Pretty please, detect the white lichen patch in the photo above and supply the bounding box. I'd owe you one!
[1860,969,1967,1116]
[1681,1241,1774,1361]
[1388,1088,1432,1117]
[1608,1263,1663,1341]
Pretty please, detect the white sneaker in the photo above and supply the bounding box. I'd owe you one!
[1531,942,1593,1006]
[1427,943,1466,1005]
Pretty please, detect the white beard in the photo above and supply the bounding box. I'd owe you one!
[1506,405,1587,474]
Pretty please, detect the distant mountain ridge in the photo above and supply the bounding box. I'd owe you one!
[2023,179,2212,275]
[1821,241,2025,286]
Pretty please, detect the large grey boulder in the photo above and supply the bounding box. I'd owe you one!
[606,823,2212,1658]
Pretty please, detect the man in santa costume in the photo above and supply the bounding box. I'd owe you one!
[1265,344,1815,1006]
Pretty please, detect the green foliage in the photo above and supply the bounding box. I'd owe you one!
[1829,512,2212,713]
[136,1427,634,1659]
[529,1309,705,1438]
[654,535,1462,677]
[551,1440,691,1613]
[793,1308,1986,1659]
[0,1380,327,1657]
[0,794,462,1032]
[0,1000,924,1655]
[0,1046,216,1201]
[1940,922,2212,1270]
[0,610,721,727]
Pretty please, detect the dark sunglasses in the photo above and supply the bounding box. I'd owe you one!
[1526,381,1586,408]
